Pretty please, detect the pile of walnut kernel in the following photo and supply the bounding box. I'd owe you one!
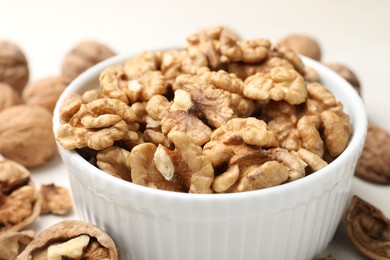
[56,26,353,194]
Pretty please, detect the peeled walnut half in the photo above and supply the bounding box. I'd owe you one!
[345,196,390,260]
[57,98,137,150]
[146,93,213,146]
[100,51,165,105]
[243,66,307,105]
[40,184,72,216]
[131,131,214,193]
[0,160,42,234]
[305,82,352,158]
[17,220,119,259]
[203,117,278,168]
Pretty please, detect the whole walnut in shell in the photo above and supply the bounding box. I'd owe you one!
[325,63,361,95]
[22,76,68,111]
[0,105,57,167]
[0,40,29,93]
[278,34,322,61]
[61,40,116,82]
[355,123,390,184]
[0,82,21,112]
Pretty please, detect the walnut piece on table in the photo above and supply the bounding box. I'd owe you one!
[40,184,72,216]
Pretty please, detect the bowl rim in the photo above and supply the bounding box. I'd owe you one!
[53,51,368,202]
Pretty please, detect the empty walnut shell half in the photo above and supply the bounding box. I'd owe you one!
[0,230,34,260]
[17,220,119,259]
[0,160,42,234]
[345,196,390,260]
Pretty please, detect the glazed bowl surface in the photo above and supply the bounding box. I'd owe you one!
[53,53,367,260]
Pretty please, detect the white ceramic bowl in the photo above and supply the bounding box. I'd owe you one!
[53,54,367,260]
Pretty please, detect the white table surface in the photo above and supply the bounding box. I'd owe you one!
[2,0,390,259]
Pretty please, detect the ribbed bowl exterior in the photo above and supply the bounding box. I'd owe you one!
[54,54,367,260]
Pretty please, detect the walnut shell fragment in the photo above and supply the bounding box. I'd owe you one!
[40,184,72,216]
[355,124,390,184]
[0,105,57,167]
[17,220,119,259]
[0,230,34,260]
[61,40,116,82]
[345,196,390,260]
[0,40,29,93]
[0,160,42,234]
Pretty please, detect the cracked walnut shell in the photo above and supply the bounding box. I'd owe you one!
[0,105,57,168]
[345,196,390,260]
[0,160,42,234]
[0,230,34,260]
[0,41,29,93]
[17,220,119,259]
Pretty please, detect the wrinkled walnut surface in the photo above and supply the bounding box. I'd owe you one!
[325,63,361,95]
[0,40,29,93]
[278,34,322,61]
[17,220,119,260]
[0,105,57,167]
[56,25,352,194]
[345,196,390,260]
[61,40,116,82]
[22,75,68,112]
[0,83,21,112]
[355,124,390,184]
